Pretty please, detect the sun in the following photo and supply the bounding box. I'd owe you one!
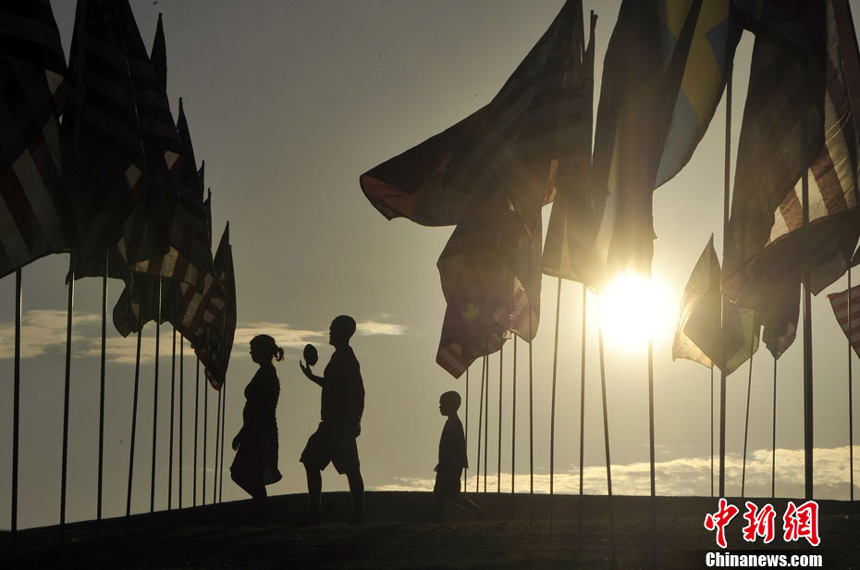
[598,272,672,349]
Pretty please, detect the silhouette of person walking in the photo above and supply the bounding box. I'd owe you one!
[434,390,481,521]
[231,334,283,521]
[298,315,365,525]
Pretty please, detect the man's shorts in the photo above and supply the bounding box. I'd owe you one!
[300,421,360,475]
[433,468,462,498]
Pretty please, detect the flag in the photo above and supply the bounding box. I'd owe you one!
[829,284,860,358]
[150,13,166,90]
[541,10,597,283]
[361,0,588,376]
[590,0,737,282]
[194,223,236,390]
[0,0,76,278]
[672,236,759,374]
[724,0,860,309]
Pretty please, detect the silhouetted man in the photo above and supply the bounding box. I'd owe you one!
[298,315,365,525]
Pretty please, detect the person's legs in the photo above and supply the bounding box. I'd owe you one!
[345,468,364,524]
[298,463,322,525]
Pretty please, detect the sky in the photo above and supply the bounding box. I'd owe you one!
[3,0,860,530]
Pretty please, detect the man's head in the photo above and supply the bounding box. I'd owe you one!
[439,390,461,416]
[329,315,356,347]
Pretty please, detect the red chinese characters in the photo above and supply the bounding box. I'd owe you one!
[783,500,820,547]
[704,498,740,548]
[705,499,821,548]
[742,501,776,544]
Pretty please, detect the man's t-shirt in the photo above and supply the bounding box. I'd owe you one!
[321,346,364,427]
[437,416,468,471]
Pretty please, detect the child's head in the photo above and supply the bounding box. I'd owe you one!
[250,334,285,364]
[439,390,461,416]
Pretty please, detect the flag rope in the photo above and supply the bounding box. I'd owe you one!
[203,329,209,505]
[219,375,227,503]
[60,257,75,537]
[484,350,489,493]
[97,251,109,540]
[710,365,714,497]
[213,389,222,503]
[578,285,587,546]
[168,328,176,510]
[772,357,777,498]
[179,338,184,510]
[193,359,200,506]
[11,269,22,559]
[497,345,503,493]
[475,355,486,493]
[464,367,469,492]
[849,268,854,501]
[511,334,517,516]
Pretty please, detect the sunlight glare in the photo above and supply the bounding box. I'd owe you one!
[599,272,671,348]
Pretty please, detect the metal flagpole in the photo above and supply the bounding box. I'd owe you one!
[151,278,162,513]
[550,278,562,523]
[484,352,489,493]
[529,317,535,517]
[126,329,143,517]
[97,251,109,537]
[168,328,176,510]
[579,285,587,545]
[203,329,209,505]
[772,358,777,498]
[719,54,733,500]
[511,334,517,516]
[497,346,503,493]
[11,269,22,558]
[464,367,469,491]
[179,338,184,510]
[475,356,486,492]
[711,366,714,497]
[648,331,656,568]
[848,269,854,501]
[597,300,615,561]
[60,257,75,538]
[193,358,199,506]
[741,322,756,497]
[213,389,222,504]
[801,62,813,501]
[219,380,227,503]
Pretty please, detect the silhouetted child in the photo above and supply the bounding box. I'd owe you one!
[231,335,284,523]
[434,390,482,521]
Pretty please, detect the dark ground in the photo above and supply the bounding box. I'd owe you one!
[2,492,857,569]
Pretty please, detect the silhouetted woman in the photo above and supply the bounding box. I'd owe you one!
[231,334,283,520]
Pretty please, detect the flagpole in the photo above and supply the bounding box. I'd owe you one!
[168,327,176,510]
[550,278,562,524]
[179,337,184,510]
[719,48,733,500]
[511,334,517,516]
[579,285,587,546]
[97,250,109,539]
[151,277,162,513]
[529,317,535,518]
[213,389,222,504]
[219,379,226,503]
[126,328,142,517]
[772,358,777,498]
[710,365,714,497]
[193,358,199,506]
[60,256,75,538]
[848,269,854,501]
[741,321,756,497]
[801,62,814,501]
[475,356,486,493]
[464,367,469,492]
[484,351,489,493]
[11,268,22,559]
[203,329,209,505]
[497,346,503,494]
[597,300,615,561]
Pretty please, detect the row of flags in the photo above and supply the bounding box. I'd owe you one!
[362,0,860,377]
[0,1,236,389]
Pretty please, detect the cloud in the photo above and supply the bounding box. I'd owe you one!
[357,321,407,336]
[377,446,860,499]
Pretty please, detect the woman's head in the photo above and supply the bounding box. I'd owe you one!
[249,334,284,364]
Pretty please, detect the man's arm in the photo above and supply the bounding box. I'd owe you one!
[299,360,328,388]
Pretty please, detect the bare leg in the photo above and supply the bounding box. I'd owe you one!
[299,463,322,525]
[346,469,364,523]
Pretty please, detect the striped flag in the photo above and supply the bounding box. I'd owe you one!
[193,223,236,390]
[0,0,76,278]
[361,1,587,376]
[829,284,860,358]
[590,0,738,282]
[672,236,759,374]
[724,0,860,308]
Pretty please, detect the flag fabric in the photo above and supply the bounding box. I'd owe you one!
[589,0,737,282]
[672,236,759,374]
[0,0,76,278]
[361,0,588,376]
[829,284,860,358]
[541,10,597,283]
[193,223,236,390]
[723,0,860,310]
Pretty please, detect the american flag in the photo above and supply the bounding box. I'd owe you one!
[0,1,76,278]
[724,0,860,308]
[828,283,860,358]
